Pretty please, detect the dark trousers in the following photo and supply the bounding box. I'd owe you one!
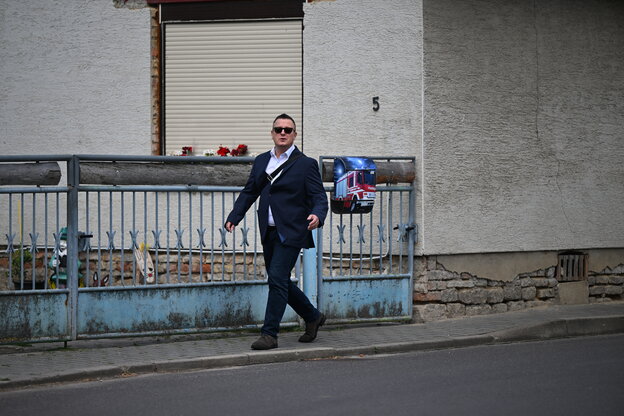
[261,228,319,337]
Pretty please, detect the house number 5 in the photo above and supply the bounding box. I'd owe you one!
[372,96,380,112]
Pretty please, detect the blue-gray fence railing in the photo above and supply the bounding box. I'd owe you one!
[0,155,416,341]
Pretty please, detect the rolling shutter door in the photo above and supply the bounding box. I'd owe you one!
[164,20,302,155]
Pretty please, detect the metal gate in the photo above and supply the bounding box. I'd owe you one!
[315,156,416,323]
[0,155,299,342]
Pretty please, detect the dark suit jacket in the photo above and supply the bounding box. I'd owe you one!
[226,147,328,249]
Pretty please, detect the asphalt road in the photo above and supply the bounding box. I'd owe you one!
[2,334,623,416]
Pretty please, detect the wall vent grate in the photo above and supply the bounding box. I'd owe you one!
[556,252,588,282]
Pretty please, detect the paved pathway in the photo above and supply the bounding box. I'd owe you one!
[1,302,623,390]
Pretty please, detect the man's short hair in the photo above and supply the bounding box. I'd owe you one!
[273,113,296,131]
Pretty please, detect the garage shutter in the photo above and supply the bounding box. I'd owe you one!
[164,20,303,156]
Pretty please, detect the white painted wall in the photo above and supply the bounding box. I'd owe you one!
[302,0,423,160]
[422,0,624,255]
[3,0,622,259]
[0,0,151,156]
[303,0,424,253]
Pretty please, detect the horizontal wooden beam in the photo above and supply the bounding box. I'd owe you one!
[0,159,416,186]
[80,162,253,186]
[0,162,61,185]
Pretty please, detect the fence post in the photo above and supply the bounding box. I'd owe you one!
[408,171,416,319]
[302,230,319,307]
[67,155,80,340]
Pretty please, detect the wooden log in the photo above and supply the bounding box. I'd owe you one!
[80,162,253,186]
[79,159,415,186]
[0,162,62,185]
[321,160,415,184]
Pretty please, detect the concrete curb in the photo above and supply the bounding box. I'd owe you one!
[1,315,623,391]
[491,316,624,342]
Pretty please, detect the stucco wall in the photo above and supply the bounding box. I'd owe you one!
[422,0,624,255]
[0,0,151,156]
[303,0,424,252]
[4,0,622,260]
[302,0,422,160]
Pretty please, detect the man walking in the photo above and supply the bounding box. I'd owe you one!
[225,114,328,350]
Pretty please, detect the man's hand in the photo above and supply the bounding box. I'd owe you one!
[225,221,235,232]
[307,214,320,230]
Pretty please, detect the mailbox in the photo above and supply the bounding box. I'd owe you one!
[331,157,376,214]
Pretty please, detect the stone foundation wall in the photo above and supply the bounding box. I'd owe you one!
[413,256,624,322]
[589,268,624,303]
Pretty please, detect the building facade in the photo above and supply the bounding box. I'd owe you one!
[1,0,622,319]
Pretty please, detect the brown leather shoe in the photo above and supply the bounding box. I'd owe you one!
[298,313,326,343]
[251,334,278,350]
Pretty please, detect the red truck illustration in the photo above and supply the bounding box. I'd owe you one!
[334,169,376,213]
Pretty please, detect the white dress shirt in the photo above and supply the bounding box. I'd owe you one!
[266,144,295,226]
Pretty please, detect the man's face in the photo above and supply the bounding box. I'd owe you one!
[271,118,297,150]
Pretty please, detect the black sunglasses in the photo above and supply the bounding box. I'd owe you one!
[273,127,294,134]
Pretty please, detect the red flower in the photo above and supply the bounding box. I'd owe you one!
[181,146,193,156]
[217,146,230,156]
[236,144,248,155]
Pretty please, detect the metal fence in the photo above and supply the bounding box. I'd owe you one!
[1,156,269,288]
[0,155,415,342]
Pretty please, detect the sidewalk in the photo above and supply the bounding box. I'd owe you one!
[1,302,623,391]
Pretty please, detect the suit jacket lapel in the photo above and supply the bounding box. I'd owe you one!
[255,152,271,184]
